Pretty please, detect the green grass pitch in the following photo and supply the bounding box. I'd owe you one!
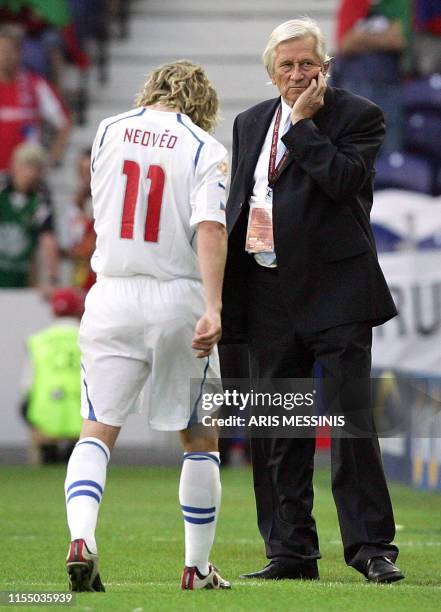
[1,465,440,611]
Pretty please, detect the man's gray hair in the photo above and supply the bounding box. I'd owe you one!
[262,18,331,75]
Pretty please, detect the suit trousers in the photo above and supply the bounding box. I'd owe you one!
[246,259,399,573]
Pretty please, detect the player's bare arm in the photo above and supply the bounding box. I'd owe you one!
[192,221,227,358]
[340,20,405,55]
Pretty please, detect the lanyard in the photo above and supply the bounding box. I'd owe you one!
[268,104,290,187]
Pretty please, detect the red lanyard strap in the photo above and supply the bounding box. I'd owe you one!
[268,104,290,187]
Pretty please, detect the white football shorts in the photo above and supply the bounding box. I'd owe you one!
[79,275,221,430]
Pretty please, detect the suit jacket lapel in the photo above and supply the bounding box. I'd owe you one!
[240,97,280,187]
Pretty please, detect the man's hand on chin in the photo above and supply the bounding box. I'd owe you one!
[290,72,327,125]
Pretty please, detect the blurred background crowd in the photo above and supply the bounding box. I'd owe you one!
[333,0,441,200]
[1,0,440,296]
[0,1,440,479]
[0,0,132,295]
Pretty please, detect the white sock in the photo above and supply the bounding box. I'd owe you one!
[179,452,221,575]
[64,437,110,554]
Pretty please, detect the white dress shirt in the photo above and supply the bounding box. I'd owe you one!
[248,97,292,267]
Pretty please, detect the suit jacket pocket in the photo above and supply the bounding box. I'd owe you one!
[318,219,370,262]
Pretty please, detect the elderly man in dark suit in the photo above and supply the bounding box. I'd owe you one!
[222,18,404,583]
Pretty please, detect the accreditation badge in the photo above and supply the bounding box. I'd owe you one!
[245,204,274,253]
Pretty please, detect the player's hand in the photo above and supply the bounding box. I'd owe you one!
[192,310,222,358]
[291,71,326,124]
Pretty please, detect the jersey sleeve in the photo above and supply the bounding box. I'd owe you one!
[189,139,228,228]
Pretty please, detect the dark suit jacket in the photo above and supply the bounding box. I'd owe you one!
[222,86,397,342]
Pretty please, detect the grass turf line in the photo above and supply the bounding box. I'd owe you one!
[0,465,440,611]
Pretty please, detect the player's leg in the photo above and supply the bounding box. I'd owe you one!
[179,427,219,576]
[178,427,230,589]
[64,353,146,593]
[65,277,150,591]
[144,277,230,588]
[64,420,120,592]
[65,420,119,553]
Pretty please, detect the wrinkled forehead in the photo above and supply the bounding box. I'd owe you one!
[274,36,321,64]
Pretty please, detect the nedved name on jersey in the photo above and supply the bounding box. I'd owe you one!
[124,127,178,149]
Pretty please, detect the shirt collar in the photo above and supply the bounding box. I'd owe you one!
[280,97,293,127]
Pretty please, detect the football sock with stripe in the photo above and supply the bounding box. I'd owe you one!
[179,452,221,576]
[64,437,110,554]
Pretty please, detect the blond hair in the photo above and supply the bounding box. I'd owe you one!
[12,142,47,167]
[135,60,219,133]
[263,18,331,76]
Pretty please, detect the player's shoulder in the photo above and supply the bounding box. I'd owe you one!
[97,107,146,131]
[92,107,146,150]
[176,113,227,157]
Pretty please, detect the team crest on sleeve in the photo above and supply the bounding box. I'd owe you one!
[217,160,228,178]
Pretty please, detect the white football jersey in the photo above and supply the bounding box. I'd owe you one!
[90,107,228,281]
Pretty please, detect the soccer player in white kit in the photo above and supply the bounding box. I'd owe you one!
[64,60,230,591]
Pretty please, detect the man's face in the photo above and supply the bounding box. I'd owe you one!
[0,37,21,76]
[270,36,325,107]
[12,160,42,193]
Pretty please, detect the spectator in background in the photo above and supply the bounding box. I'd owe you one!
[0,25,71,172]
[68,0,107,82]
[334,0,412,153]
[106,0,131,40]
[0,142,59,289]
[22,9,66,87]
[61,148,96,291]
[0,5,65,85]
[21,287,84,465]
[414,0,441,75]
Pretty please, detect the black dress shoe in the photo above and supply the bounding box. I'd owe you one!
[240,560,319,580]
[365,557,405,583]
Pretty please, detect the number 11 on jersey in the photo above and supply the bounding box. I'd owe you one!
[120,159,165,243]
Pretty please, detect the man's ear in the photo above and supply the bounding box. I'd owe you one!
[322,60,331,77]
